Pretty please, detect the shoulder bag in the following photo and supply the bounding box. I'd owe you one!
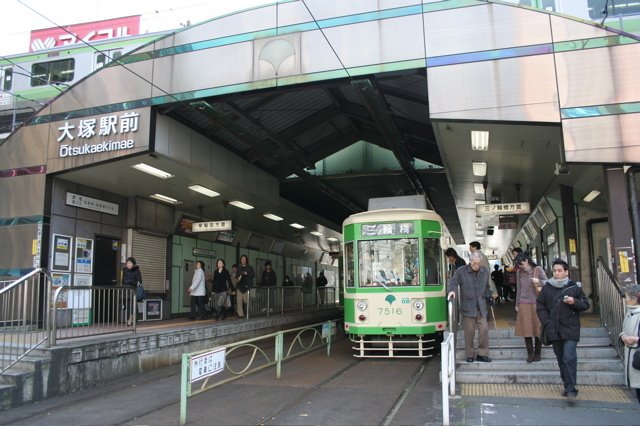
[136,281,146,300]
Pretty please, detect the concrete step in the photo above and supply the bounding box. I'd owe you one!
[456,358,623,372]
[455,336,613,347]
[456,370,626,386]
[451,327,610,339]
[455,346,619,360]
[0,355,50,372]
[0,383,17,411]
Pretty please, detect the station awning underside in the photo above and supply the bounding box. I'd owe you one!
[159,69,465,242]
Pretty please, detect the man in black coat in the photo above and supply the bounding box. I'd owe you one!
[536,258,590,403]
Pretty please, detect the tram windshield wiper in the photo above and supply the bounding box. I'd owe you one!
[378,281,391,292]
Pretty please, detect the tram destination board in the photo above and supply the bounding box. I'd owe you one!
[361,223,414,237]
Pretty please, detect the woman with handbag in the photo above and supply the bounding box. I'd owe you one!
[515,252,548,362]
[620,284,640,404]
[122,257,142,327]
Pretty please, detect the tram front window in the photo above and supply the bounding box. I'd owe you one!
[358,238,419,287]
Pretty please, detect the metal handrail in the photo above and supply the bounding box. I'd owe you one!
[441,298,457,426]
[1,268,51,374]
[595,256,625,358]
[447,295,457,335]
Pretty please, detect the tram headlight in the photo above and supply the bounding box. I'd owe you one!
[356,300,368,311]
[413,300,424,310]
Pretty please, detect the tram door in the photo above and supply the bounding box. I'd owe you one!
[183,260,195,308]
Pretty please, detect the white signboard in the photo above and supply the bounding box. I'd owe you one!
[476,202,531,216]
[192,220,233,233]
[66,192,119,215]
[190,348,226,383]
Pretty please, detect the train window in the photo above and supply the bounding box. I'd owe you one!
[30,58,75,87]
[588,0,640,19]
[423,238,441,285]
[1,67,12,91]
[345,242,355,288]
[357,238,420,287]
[94,49,123,70]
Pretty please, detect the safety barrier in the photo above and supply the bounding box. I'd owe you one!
[595,257,625,358]
[441,297,457,426]
[50,285,137,345]
[317,286,337,307]
[179,318,341,425]
[245,286,304,318]
[0,269,51,374]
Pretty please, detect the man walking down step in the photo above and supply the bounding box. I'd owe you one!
[448,251,493,363]
[536,258,590,403]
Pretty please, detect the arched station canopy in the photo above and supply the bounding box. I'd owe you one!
[3,0,639,257]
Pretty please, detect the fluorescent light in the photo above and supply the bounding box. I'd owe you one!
[472,162,487,176]
[150,193,181,204]
[471,130,489,151]
[132,163,173,179]
[263,213,283,221]
[327,237,339,242]
[582,190,601,203]
[310,231,324,237]
[476,230,484,236]
[474,183,485,195]
[290,223,305,229]
[188,185,219,198]
[474,200,485,206]
[229,200,254,210]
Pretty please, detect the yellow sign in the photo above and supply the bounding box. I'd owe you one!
[619,251,630,273]
[32,239,38,255]
[569,239,577,253]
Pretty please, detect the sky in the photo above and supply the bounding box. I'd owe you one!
[1,0,273,57]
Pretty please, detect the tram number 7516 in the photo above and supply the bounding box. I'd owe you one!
[378,307,403,315]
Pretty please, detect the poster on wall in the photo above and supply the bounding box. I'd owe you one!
[71,274,92,326]
[75,237,94,273]
[50,272,70,308]
[51,234,72,272]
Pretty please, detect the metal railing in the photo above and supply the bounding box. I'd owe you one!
[50,285,137,345]
[179,318,342,425]
[595,257,625,358]
[1,269,51,374]
[441,296,457,426]
[317,286,337,308]
[246,286,304,318]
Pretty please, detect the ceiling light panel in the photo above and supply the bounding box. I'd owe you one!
[290,223,305,229]
[327,237,339,242]
[263,213,284,221]
[582,190,601,203]
[150,193,181,204]
[132,163,173,179]
[310,231,324,237]
[188,185,220,197]
[471,130,489,151]
[474,183,485,195]
[472,161,487,176]
[228,200,254,210]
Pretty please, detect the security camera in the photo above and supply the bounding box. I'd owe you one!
[554,163,570,176]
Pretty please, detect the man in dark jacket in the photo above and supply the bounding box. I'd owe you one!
[536,258,590,403]
[447,252,493,363]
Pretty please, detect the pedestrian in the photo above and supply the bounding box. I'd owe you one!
[536,258,590,403]
[316,271,328,304]
[188,260,207,320]
[229,264,239,316]
[260,261,277,286]
[211,259,232,320]
[235,255,255,318]
[491,264,506,303]
[515,252,548,362]
[508,247,523,300]
[620,284,640,404]
[282,275,293,286]
[445,247,466,279]
[122,256,142,327]
[469,241,498,299]
[447,252,493,363]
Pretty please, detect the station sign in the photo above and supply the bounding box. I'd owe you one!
[477,202,530,216]
[192,248,216,258]
[66,192,119,216]
[192,220,233,233]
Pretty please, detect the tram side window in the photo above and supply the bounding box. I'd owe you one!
[345,242,355,288]
[1,67,12,91]
[357,238,420,287]
[30,59,75,87]
[423,238,441,285]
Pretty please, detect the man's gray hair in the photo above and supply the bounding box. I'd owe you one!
[469,252,482,261]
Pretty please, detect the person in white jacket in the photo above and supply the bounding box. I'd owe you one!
[188,261,207,320]
[620,284,640,404]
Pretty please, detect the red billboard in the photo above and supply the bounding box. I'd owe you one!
[29,15,141,52]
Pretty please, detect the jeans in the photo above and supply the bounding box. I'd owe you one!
[552,339,578,394]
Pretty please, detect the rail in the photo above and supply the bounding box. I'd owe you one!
[595,256,625,358]
[441,296,457,426]
[179,318,342,425]
[1,269,51,374]
[50,285,137,345]
[245,286,304,318]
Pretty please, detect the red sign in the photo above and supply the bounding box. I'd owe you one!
[29,15,141,52]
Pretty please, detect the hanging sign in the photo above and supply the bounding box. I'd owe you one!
[192,220,232,233]
[66,192,119,215]
[477,202,531,216]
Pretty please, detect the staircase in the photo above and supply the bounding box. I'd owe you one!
[0,346,51,411]
[455,326,625,386]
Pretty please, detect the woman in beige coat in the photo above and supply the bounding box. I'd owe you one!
[515,252,547,362]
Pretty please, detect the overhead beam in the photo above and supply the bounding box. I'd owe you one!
[352,79,426,195]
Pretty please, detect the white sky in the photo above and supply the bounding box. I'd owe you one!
[1,0,273,57]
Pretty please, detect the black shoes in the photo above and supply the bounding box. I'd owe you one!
[466,357,475,363]
[476,355,492,362]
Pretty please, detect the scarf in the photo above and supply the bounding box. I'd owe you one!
[626,304,640,315]
[546,277,569,288]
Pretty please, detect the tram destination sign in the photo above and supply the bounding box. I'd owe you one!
[361,223,414,237]
[476,202,530,216]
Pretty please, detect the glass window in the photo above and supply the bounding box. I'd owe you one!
[345,242,354,288]
[588,0,640,19]
[1,67,12,91]
[94,49,123,70]
[424,238,441,285]
[357,238,419,287]
[30,59,74,86]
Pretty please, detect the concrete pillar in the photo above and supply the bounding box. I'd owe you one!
[604,167,637,285]
[560,184,580,282]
